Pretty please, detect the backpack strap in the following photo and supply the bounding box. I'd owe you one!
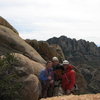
[64,73,70,83]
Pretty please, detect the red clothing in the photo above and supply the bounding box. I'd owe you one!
[62,65,75,91]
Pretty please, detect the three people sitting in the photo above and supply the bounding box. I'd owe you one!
[39,57,76,98]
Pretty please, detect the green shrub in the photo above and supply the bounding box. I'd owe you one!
[0,53,22,100]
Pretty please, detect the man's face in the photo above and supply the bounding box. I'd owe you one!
[47,62,52,68]
[53,61,59,65]
[63,64,68,70]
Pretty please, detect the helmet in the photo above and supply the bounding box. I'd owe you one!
[52,57,59,61]
[63,60,69,65]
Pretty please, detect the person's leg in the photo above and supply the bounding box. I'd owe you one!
[57,86,64,96]
[41,83,48,98]
[47,82,55,97]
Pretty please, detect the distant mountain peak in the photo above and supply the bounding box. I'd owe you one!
[47,35,100,57]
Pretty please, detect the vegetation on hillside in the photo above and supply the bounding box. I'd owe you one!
[0,54,22,100]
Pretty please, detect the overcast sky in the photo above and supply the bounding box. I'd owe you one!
[0,0,100,45]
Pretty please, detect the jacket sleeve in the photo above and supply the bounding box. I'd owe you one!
[39,70,48,81]
[68,70,75,90]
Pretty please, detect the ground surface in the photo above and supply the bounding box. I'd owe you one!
[41,94,100,100]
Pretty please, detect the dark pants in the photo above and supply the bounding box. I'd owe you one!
[41,81,54,98]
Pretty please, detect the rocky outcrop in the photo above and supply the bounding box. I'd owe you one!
[0,25,46,64]
[14,53,44,100]
[50,44,65,62]
[1,53,44,100]
[41,94,100,100]
[0,16,18,34]
[0,17,47,100]
[14,53,44,76]
[21,74,41,100]
[26,40,65,62]
[47,36,100,57]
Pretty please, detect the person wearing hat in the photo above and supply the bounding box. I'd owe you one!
[53,64,64,96]
[52,57,64,96]
[52,57,61,82]
[62,60,76,95]
[52,56,59,65]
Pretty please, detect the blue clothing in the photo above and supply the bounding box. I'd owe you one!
[39,68,53,82]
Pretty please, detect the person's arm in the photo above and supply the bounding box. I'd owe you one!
[39,70,48,81]
[68,70,75,90]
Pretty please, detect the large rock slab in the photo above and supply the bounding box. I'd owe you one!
[0,25,46,64]
[0,17,46,100]
[21,74,41,100]
[11,53,44,100]
[14,53,44,76]
[0,53,44,100]
[0,16,18,34]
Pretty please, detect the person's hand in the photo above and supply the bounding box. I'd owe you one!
[48,76,52,80]
[66,90,71,95]
[50,80,54,84]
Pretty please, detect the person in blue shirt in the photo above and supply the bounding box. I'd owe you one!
[39,61,54,98]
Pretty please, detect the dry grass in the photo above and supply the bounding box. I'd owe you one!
[41,94,100,100]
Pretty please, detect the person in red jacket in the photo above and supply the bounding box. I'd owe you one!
[62,60,76,95]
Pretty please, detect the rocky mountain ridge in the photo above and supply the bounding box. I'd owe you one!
[47,36,100,66]
[47,36,100,57]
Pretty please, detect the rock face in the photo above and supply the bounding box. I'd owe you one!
[26,40,65,62]
[21,74,41,100]
[75,69,87,94]
[0,53,44,100]
[13,53,44,100]
[0,25,46,64]
[41,94,100,100]
[0,16,18,34]
[14,53,44,76]
[50,44,65,62]
[47,36,100,93]
[0,17,46,100]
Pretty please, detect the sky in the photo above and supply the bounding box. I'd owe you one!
[0,0,100,46]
